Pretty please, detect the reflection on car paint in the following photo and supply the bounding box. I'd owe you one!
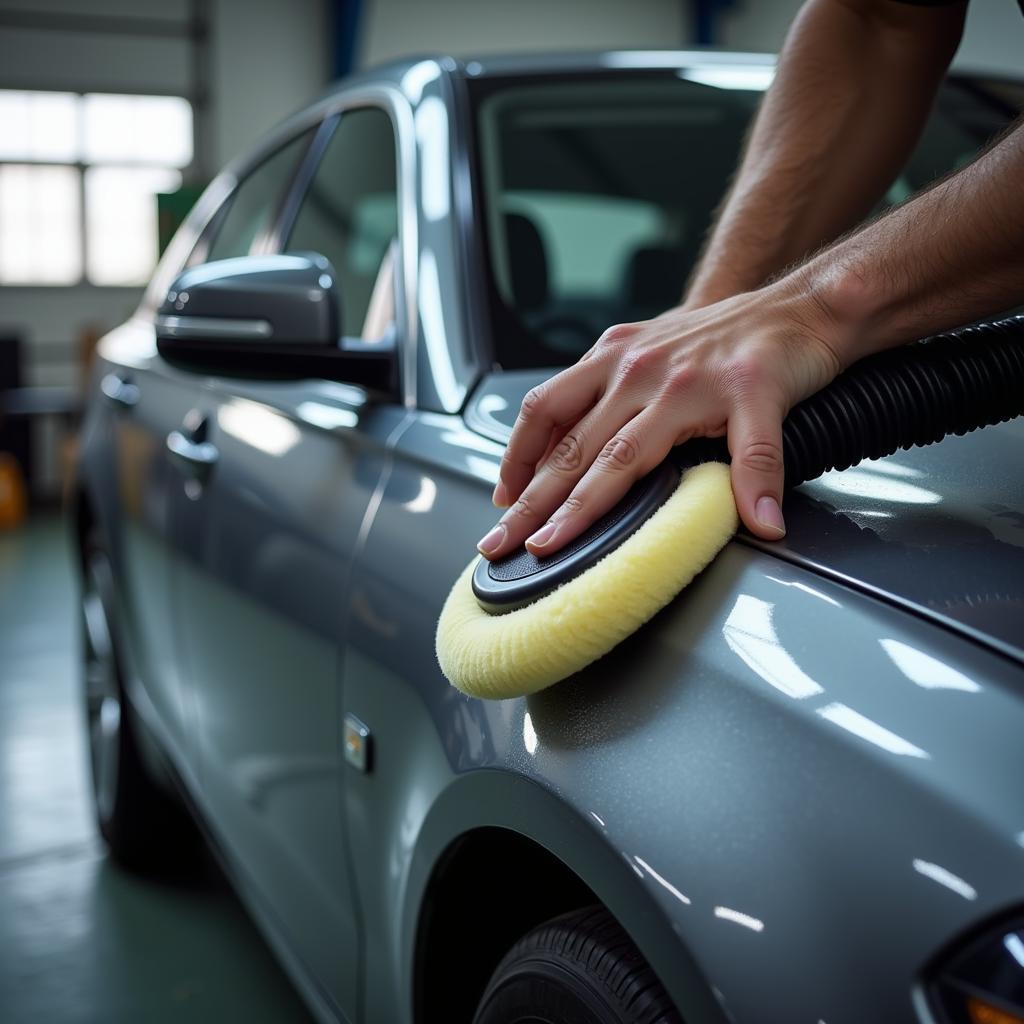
[522,711,538,754]
[218,399,301,456]
[419,248,463,408]
[723,594,824,700]
[632,856,692,907]
[816,702,929,759]
[473,392,510,435]
[1005,932,1024,968]
[913,858,978,901]
[466,455,500,483]
[400,60,443,104]
[295,401,360,431]
[713,906,765,933]
[416,97,450,221]
[880,638,982,693]
[762,574,841,608]
[402,476,437,513]
[816,464,942,505]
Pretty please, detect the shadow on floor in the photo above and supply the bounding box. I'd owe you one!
[0,515,315,1022]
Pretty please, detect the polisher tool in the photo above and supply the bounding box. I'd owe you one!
[437,317,1024,699]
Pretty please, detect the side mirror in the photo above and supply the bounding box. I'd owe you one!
[155,253,396,393]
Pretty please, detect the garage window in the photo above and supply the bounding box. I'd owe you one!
[0,89,193,286]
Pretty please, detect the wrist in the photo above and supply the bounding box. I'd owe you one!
[779,255,888,369]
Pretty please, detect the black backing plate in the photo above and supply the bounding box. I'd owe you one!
[472,461,681,614]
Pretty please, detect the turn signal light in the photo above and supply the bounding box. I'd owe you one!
[967,997,1024,1024]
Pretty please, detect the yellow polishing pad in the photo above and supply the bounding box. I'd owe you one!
[436,462,738,699]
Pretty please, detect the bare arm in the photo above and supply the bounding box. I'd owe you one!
[803,116,1024,362]
[685,0,967,310]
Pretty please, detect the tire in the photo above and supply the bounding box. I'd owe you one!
[473,905,684,1024]
[80,531,197,872]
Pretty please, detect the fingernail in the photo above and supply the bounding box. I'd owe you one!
[526,521,556,550]
[477,523,506,556]
[492,480,509,507]
[755,496,786,536]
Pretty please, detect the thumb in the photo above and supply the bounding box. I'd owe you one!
[727,401,787,539]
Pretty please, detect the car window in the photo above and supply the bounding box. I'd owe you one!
[470,74,1020,371]
[504,190,665,298]
[284,107,398,338]
[206,129,315,262]
[472,80,759,366]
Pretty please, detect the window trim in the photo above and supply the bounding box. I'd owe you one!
[190,126,319,267]
[267,89,415,408]
[278,105,401,346]
[260,113,340,257]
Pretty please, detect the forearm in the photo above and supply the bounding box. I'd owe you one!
[794,118,1024,365]
[685,0,965,309]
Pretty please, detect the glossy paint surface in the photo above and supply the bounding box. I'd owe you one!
[74,52,1024,1024]
[357,405,1024,1024]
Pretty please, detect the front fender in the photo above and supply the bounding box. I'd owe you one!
[403,769,729,1024]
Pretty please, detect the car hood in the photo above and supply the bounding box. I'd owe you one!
[465,369,1024,665]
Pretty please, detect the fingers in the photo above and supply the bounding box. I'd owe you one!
[478,397,641,560]
[726,399,787,539]
[537,422,571,471]
[492,366,601,509]
[522,407,677,558]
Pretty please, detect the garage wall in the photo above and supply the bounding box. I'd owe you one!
[211,0,329,171]
[358,0,686,66]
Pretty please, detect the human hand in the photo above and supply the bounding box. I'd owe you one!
[476,280,846,560]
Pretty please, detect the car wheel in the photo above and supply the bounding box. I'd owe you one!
[472,905,683,1024]
[81,532,196,872]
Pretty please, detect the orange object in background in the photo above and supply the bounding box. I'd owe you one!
[968,997,1024,1024]
[0,453,27,529]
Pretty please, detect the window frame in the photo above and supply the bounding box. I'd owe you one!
[167,87,415,404]
[279,104,402,343]
[0,87,196,289]
[187,121,327,268]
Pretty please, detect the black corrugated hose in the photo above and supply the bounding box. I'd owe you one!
[682,315,1024,486]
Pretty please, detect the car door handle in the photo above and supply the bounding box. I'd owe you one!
[100,373,140,409]
[166,430,219,473]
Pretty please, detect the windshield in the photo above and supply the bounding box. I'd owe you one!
[469,71,1021,370]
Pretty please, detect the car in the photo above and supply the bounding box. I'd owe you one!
[70,51,1024,1024]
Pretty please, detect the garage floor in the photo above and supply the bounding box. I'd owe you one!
[0,515,314,1023]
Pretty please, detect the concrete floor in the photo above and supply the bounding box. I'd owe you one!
[0,514,314,1023]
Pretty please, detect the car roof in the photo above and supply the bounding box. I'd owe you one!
[309,49,777,99]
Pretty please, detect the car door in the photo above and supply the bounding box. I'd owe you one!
[104,128,316,764]
[168,103,406,1017]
